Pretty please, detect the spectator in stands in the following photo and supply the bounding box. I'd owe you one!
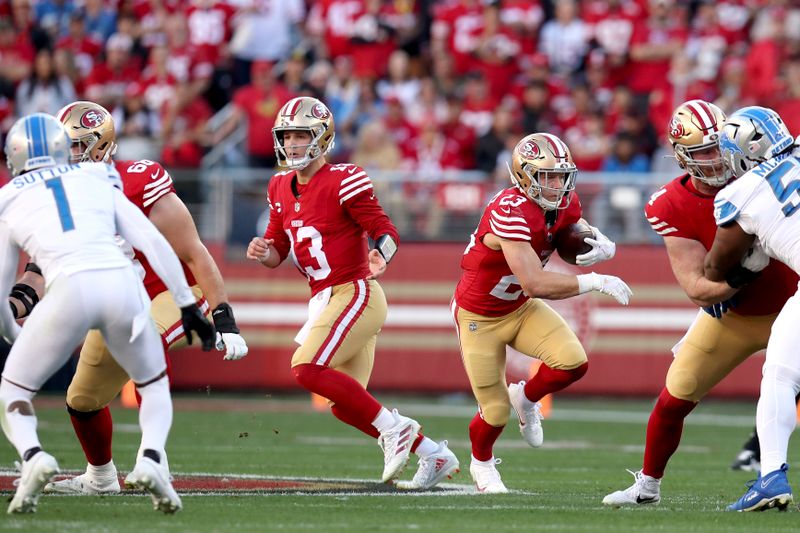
[325,56,359,133]
[113,82,158,139]
[627,0,688,95]
[460,71,496,138]
[382,96,417,161]
[34,0,76,40]
[14,48,76,117]
[0,17,34,89]
[520,81,551,135]
[431,52,458,97]
[602,132,650,173]
[351,119,402,175]
[85,32,140,111]
[777,56,800,136]
[475,106,515,174]
[565,112,609,172]
[229,0,305,87]
[406,77,448,128]
[473,2,522,100]
[350,0,398,80]
[376,50,420,109]
[55,12,102,80]
[214,60,294,168]
[440,94,476,170]
[538,0,588,77]
[82,0,117,43]
[161,91,212,169]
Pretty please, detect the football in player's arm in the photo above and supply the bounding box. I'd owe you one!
[247,96,459,490]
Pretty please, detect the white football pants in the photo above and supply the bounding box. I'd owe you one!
[0,267,172,459]
[757,289,800,475]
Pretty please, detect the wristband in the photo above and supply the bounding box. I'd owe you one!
[374,234,398,263]
[24,263,42,276]
[576,273,599,294]
[212,303,240,334]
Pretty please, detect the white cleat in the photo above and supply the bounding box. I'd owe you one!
[508,381,543,448]
[377,409,421,482]
[602,469,661,507]
[397,440,460,490]
[45,471,121,495]
[124,457,182,514]
[470,456,508,494]
[8,452,60,514]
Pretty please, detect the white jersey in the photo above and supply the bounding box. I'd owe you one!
[0,162,195,342]
[713,153,800,275]
[0,163,130,281]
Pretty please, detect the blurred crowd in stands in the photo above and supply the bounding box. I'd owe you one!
[1,0,799,185]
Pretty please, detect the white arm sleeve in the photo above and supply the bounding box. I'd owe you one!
[113,188,196,308]
[0,223,22,343]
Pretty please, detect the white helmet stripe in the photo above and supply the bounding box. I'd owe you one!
[540,133,566,158]
[686,101,713,131]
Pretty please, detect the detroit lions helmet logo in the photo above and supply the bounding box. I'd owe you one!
[80,110,105,129]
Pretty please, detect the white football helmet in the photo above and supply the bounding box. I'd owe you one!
[719,106,795,177]
[4,113,71,177]
[272,96,335,170]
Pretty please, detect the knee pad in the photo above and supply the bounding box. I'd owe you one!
[666,369,700,401]
[478,393,510,427]
[551,340,588,370]
[67,393,107,413]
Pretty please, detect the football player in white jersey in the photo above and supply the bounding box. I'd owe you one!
[0,113,215,514]
[704,106,799,512]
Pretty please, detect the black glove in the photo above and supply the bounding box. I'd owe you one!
[702,296,738,319]
[180,304,215,351]
[725,264,761,289]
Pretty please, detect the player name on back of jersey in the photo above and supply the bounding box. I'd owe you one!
[11,164,82,189]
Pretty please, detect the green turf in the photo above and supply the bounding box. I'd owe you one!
[1,393,797,532]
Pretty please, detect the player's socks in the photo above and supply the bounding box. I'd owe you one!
[469,413,504,462]
[523,362,588,402]
[331,403,380,438]
[293,363,382,423]
[412,435,439,457]
[757,364,800,474]
[134,339,173,407]
[642,388,696,478]
[135,377,172,455]
[67,405,113,466]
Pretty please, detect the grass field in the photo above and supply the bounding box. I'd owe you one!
[1,393,798,532]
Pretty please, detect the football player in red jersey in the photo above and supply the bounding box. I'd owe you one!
[602,100,799,507]
[247,96,459,489]
[452,133,631,493]
[28,101,248,496]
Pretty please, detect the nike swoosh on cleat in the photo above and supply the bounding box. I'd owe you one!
[760,476,778,490]
[636,495,657,504]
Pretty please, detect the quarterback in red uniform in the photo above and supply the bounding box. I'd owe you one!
[247,96,459,489]
[452,133,631,493]
[37,101,248,495]
[603,100,799,507]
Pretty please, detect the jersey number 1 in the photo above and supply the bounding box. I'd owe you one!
[45,178,75,232]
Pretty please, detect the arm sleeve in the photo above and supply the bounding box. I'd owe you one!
[113,188,196,308]
[0,224,21,342]
[263,178,292,261]
[340,170,400,244]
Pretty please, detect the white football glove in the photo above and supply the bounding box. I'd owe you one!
[577,272,632,305]
[216,332,249,361]
[741,242,769,273]
[575,225,616,266]
[211,303,248,360]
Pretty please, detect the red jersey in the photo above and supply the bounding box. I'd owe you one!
[115,159,197,298]
[645,175,797,316]
[264,163,399,295]
[455,188,582,317]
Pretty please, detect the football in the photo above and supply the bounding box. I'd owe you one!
[555,222,595,265]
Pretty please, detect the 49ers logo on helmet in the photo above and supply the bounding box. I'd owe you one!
[519,141,540,159]
[80,110,105,129]
[310,103,330,120]
[669,118,685,139]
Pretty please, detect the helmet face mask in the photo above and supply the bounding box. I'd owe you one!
[56,101,117,164]
[669,100,731,186]
[4,113,71,176]
[273,97,335,170]
[508,133,577,211]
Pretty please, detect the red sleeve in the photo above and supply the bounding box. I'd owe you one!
[643,185,688,238]
[339,167,399,245]
[263,176,291,262]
